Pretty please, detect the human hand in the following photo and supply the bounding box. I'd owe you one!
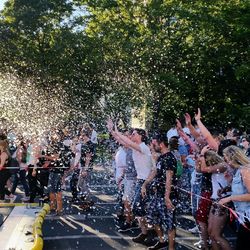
[176,119,183,131]
[194,108,201,121]
[201,145,210,155]
[218,196,231,206]
[184,113,192,125]
[106,118,114,132]
[165,197,175,210]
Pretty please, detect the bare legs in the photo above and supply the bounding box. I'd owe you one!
[208,209,232,250]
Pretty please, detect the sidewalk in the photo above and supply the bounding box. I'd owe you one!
[0,205,41,250]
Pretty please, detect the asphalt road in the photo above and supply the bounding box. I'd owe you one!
[42,165,236,250]
[0,164,236,250]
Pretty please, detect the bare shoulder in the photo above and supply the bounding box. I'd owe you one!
[241,165,250,178]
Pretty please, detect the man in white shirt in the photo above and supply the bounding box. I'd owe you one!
[107,119,156,244]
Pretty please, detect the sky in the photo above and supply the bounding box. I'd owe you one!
[0,0,6,10]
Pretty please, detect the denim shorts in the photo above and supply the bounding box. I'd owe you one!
[48,172,63,193]
[191,182,202,217]
[132,179,148,217]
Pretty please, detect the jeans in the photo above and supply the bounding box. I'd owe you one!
[70,169,80,199]
[11,170,30,196]
[0,169,11,200]
[191,182,202,218]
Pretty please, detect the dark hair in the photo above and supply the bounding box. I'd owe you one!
[155,134,168,147]
[134,128,147,143]
[232,129,242,137]
[169,136,179,150]
[218,139,237,156]
[242,135,250,143]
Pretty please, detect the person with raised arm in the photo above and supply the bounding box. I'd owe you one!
[176,119,200,153]
[107,119,155,245]
[194,108,219,151]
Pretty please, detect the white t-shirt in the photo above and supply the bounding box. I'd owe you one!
[132,142,153,180]
[115,147,127,183]
[91,130,98,144]
[167,128,178,141]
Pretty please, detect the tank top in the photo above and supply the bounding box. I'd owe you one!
[232,168,250,222]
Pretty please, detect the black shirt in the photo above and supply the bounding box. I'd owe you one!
[48,142,72,174]
[151,152,177,197]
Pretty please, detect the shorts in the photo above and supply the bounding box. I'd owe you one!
[210,199,232,217]
[196,191,212,223]
[132,179,148,217]
[147,194,176,231]
[122,178,136,203]
[48,172,63,193]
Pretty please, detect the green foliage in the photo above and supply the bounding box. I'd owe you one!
[0,0,249,131]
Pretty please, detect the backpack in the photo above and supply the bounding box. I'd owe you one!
[176,159,183,178]
[171,150,183,178]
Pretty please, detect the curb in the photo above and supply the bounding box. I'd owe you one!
[31,203,50,250]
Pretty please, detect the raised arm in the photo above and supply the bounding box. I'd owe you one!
[114,126,142,152]
[184,113,200,139]
[195,108,219,151]
[106,119,130,147]
[176,119,199,153]
[106,118,143,152]
[197,146,226,173]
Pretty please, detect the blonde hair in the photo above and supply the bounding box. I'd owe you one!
[223,145,250,168]
[205,150,224,166]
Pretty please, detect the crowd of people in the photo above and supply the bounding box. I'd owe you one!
[108,109,250,250]
[0,109,250,250]
[0,123,98,214]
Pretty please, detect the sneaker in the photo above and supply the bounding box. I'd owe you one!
[148,241,168,250]
[10,195,17,203]
[188,225,199,234]
[132,233,148,244]
[21,196,30,202]
[4,195,12,200]
[79,201,94,210]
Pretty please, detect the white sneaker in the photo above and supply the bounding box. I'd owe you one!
[10,195,17,203]
[188,225,199,234]
[21,196,30,202]
[5,195,11,200]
